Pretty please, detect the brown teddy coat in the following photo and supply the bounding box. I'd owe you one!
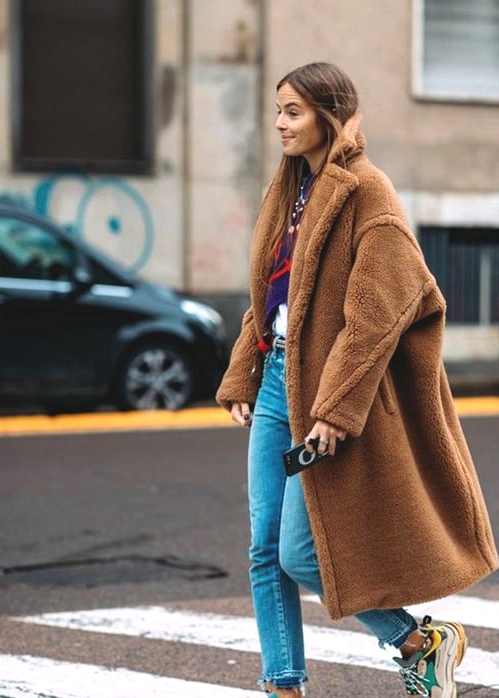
[216,114,498,619]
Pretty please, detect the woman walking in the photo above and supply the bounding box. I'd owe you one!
[216,62,498,698]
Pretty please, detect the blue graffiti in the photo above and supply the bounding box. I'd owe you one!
[108,217,122,234]
[74,177,154,272]
[2,174,155,272]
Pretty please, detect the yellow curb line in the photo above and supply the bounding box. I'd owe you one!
[0,397,498,437]
[0,407,234,437]
[454,396,499,415]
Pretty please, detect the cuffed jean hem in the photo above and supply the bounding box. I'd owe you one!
[385,617,418,649]
[356,608,418,649]
[259,672,307,690]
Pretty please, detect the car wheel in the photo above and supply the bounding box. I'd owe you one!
[116,342,194,411]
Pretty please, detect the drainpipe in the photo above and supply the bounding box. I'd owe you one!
[181,0,192,292]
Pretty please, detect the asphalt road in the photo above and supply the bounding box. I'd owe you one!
[0,415,498,697]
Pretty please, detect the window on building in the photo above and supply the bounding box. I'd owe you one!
[413,0,499,102]
[12,0,154,174]
[419,226,499,324]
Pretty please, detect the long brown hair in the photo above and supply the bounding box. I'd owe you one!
[269,62,359,262]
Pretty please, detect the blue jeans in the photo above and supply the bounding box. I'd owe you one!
[247,344,417,690]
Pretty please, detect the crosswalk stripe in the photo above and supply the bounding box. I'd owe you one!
[303,593,499,631]
[0,654,262,698]
[15,606,499,687]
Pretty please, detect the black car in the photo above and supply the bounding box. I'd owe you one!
[0,202,228,412]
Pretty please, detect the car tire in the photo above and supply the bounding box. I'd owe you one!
[115,341,194,411]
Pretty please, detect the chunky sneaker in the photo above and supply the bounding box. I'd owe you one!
[394,615,468,698]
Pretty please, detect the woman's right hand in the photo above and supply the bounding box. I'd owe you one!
[231,402,253,427]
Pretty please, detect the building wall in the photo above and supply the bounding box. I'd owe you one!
[0,0,498,362]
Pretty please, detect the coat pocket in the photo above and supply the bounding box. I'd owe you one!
[379,372,396,414]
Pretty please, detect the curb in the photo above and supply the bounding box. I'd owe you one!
[1,397,499,438]
[0,406,234,437]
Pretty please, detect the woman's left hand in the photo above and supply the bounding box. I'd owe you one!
[305,419,347,456]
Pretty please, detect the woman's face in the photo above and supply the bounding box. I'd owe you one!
[276,83,327,173]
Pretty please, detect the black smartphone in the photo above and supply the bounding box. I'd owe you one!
[283,437,344,477]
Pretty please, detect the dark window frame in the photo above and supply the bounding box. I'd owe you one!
[10,0,155,175]
[419,225,499,325]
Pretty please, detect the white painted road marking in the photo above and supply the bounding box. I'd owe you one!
[303,592,499,631]
[15,604,499,687]
[0,654,262,698]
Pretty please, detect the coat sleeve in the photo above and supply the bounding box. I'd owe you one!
[215,306,263,411]
[310,218,445,436]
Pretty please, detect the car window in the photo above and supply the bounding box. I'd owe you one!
[85,256,127,286]
[0,216,76,281]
